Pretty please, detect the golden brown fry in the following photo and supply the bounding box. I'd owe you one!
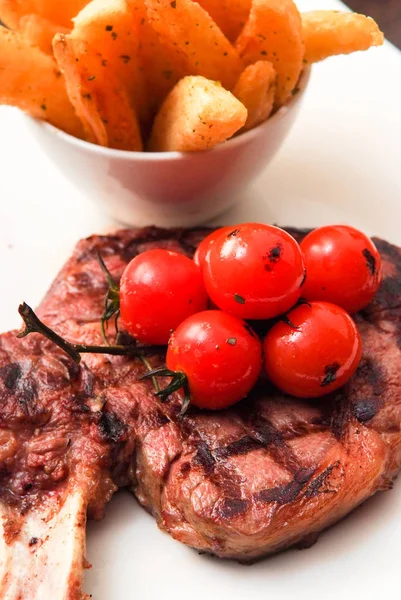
[53,33,142,150]
[71,0,149,128]
[0,0,89,29]
[145,0,244,91]
[148,75,247,152]
[233,61,276,131]
[138,15,187,119]
[18,15,69,54]
[196,0,251,42]
[236,0,304,107]
[0,1,21,29]
[302,11,384,63]
[0,27,83,137]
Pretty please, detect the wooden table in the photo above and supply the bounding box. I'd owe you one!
[347,0,401,48]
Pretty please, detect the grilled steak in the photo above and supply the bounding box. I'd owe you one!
[0,226,400,598]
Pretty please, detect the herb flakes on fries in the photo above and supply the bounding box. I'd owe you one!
[0,0,385,152]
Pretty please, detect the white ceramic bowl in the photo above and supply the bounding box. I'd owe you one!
[25,68,310,228]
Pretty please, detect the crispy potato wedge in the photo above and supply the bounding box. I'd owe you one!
[145,0,243,91]
[0,27,83,137]
[53,33,142,150]
[302,11,384,63]
[71,0,149,128]
[0,1,21,29]
[148,75,247,152]
[236,0,304,107]
[233,61,276,131]
[129,0,187,120]
[196,0,251,42]
[0,1,89,29]
[138,15,187,119]
[18,15,69,54]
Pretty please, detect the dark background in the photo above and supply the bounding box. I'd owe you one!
[347,0,401,47]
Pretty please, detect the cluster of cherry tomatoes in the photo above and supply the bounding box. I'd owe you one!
[119,223,382,411]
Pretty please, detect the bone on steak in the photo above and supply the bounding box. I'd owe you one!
[0,226,400,599]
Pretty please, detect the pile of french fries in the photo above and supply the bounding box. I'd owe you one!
[0,0,384,152]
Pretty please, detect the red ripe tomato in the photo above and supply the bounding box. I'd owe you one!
[120,249,208,345]
[166,311,262,410]
[202,223,305,320]
[264,301,362,398]
[300,225,382,314]
[193,226,232,268]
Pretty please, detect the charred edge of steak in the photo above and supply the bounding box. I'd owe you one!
[76,226,213,264]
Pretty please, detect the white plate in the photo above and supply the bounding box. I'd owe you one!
[1,1,401,598]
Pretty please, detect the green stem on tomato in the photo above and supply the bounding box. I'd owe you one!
[97,253,121,345]
[139,356,161,393]
[140,367,191,418]
[17,303,164,364]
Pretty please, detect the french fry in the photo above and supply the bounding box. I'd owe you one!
[18,15,69,54]
[233,61,276,131]
[236,0,304,107]
[53,33,142,150]
[71,0,149,128]
[139,13,188,117]
[145,0,244,91]
[0,28,83,138]
[148,75,247,152]
[0,1,90,29]
[302,11,384,63]
[0,1,21,29]
[196,0,251,42]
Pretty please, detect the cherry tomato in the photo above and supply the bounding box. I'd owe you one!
[120,249,208,345]
[300,225,382,314]
[202,223,305,320]
[193,226,232,268]
[264,301,362,398]
[166,311,262,410]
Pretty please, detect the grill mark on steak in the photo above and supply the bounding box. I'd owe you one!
[216,497,249,519]
[353,399,379,423]
[98,411,128,444]
[245,411,301,474]
[351,358,386,424]
[192,441,216,475]
[256,467,315,505]
[213,436,263,459]
[329,393,352,441]
[0,363,22,390]
[190,438,252,515]
[304,461,341,498]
